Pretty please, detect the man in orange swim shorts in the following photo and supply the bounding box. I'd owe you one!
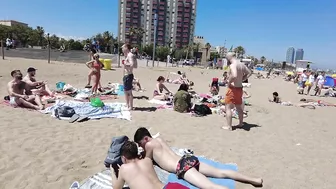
[223,52,252,131]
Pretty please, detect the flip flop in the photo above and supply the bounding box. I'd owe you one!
[77,116,89,122]
[85,85,92,88]
[69,114,80,123]
[69,181,80,189]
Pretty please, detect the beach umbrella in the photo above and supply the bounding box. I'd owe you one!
[324,76,335,87]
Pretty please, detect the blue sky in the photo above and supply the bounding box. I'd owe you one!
[1,0,335,68]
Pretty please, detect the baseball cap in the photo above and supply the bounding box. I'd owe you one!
[27,67,37,72]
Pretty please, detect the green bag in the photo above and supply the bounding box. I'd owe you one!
[90,97,104,107]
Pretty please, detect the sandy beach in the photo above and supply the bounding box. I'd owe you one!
[1,57,336,189]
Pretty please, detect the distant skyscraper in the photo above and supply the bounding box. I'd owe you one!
[286,47,295,64]
[295,49,304,62]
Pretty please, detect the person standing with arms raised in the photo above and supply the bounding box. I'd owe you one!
[222,52,252,131]
[121,44,137,110]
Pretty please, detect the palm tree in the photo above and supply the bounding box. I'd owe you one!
[102,31,113,52]
[35,26,45,46]
[184,44,193,60]
[128,27,145,46]
[205,42,211,60]
[260,56,266,64]
[233,46,245,58]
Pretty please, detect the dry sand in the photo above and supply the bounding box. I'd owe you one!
[0,58,336,189]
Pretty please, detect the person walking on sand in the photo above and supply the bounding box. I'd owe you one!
[222,52,252,131]
[122,44,137,110]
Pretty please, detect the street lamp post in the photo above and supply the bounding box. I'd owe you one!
[152,0,159,67]
[47,33,50,63]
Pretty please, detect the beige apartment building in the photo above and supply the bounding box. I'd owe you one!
[0,20,28,27]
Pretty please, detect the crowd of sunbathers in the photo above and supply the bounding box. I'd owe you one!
[5,68,54,110]
[109,127,263,189]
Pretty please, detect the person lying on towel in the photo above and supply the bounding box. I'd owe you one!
[111,141,188,189]
[134,127,263,189]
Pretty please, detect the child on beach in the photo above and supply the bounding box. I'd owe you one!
[209,78,219,96]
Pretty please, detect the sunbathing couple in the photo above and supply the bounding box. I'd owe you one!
[112,127,263,189]
[7,68,53,110]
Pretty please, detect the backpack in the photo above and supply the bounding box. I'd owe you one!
[193,104,212,116]
[54,106,76,119]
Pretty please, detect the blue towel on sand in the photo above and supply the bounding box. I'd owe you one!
[167,157,237,189]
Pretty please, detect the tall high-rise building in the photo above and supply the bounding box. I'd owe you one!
[286,47,295,64]
[118,0,197,48]
[295,48,304,61]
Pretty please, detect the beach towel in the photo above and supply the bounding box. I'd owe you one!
[74,148,237,189]
[42,100,131,120]
[167,157,237,189]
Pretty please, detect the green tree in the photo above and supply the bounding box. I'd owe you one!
[233,46,245,58]
[35,26,45,46]
[156,46,170,61]
[210,52,220,61]
[183,44,193,59]
[0,25,11,40]
[48,34,60,49]
[143,44,153,57]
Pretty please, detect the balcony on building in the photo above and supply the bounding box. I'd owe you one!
[126,3,132,8]
[184,13,190,18]
[158,27,164,31]
[133,0,138,2]
[133,3,139,7]
[126,13,131,18]
[184,18,190,22]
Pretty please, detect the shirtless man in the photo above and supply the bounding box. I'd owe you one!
[22,67,53,96]
[112,141,188,189]
[134,127,263,189]
[223,52,252,131]
[122,44,137,110]
[7,70,44,110]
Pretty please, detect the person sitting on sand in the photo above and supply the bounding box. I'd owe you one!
[209,78,219,96]
[134,127,263,189]
[22,67,54,96]
[86,54,104,94]
[85,48,103,91]
[166,71,184,84]
[153,76,172,100]
[7,70,44,110]
[111,141,188,189]
[133,77,143,92]
[218,72,228,86]
[174,83,192,113]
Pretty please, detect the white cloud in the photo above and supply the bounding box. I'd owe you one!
[47,32,87,41]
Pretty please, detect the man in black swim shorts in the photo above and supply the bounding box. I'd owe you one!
[176,154,200,179]
[122,44,137,110]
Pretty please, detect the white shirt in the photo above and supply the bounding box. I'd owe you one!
[308,75,315,83]
[301,73,308,82]
[316,75,325,85]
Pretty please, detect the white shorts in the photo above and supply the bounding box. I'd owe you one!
[9,97,18,107]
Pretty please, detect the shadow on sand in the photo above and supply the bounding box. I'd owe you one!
[133,107,157,112]
[134,96,149,100]
[233,122,261,131]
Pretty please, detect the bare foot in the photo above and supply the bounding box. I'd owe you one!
[251,178,263,187]
[221,126,232,131]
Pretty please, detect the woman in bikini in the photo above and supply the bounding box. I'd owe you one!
[153,76,172,100]
[85,54,103,94]
[85,48,103,90]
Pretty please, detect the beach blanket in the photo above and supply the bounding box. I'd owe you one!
[74,148,237,189]
[42,100,131,120]
[148,99,170,105]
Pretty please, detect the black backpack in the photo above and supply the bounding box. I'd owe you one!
[193,104,212,116]
[54,106,76,119]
